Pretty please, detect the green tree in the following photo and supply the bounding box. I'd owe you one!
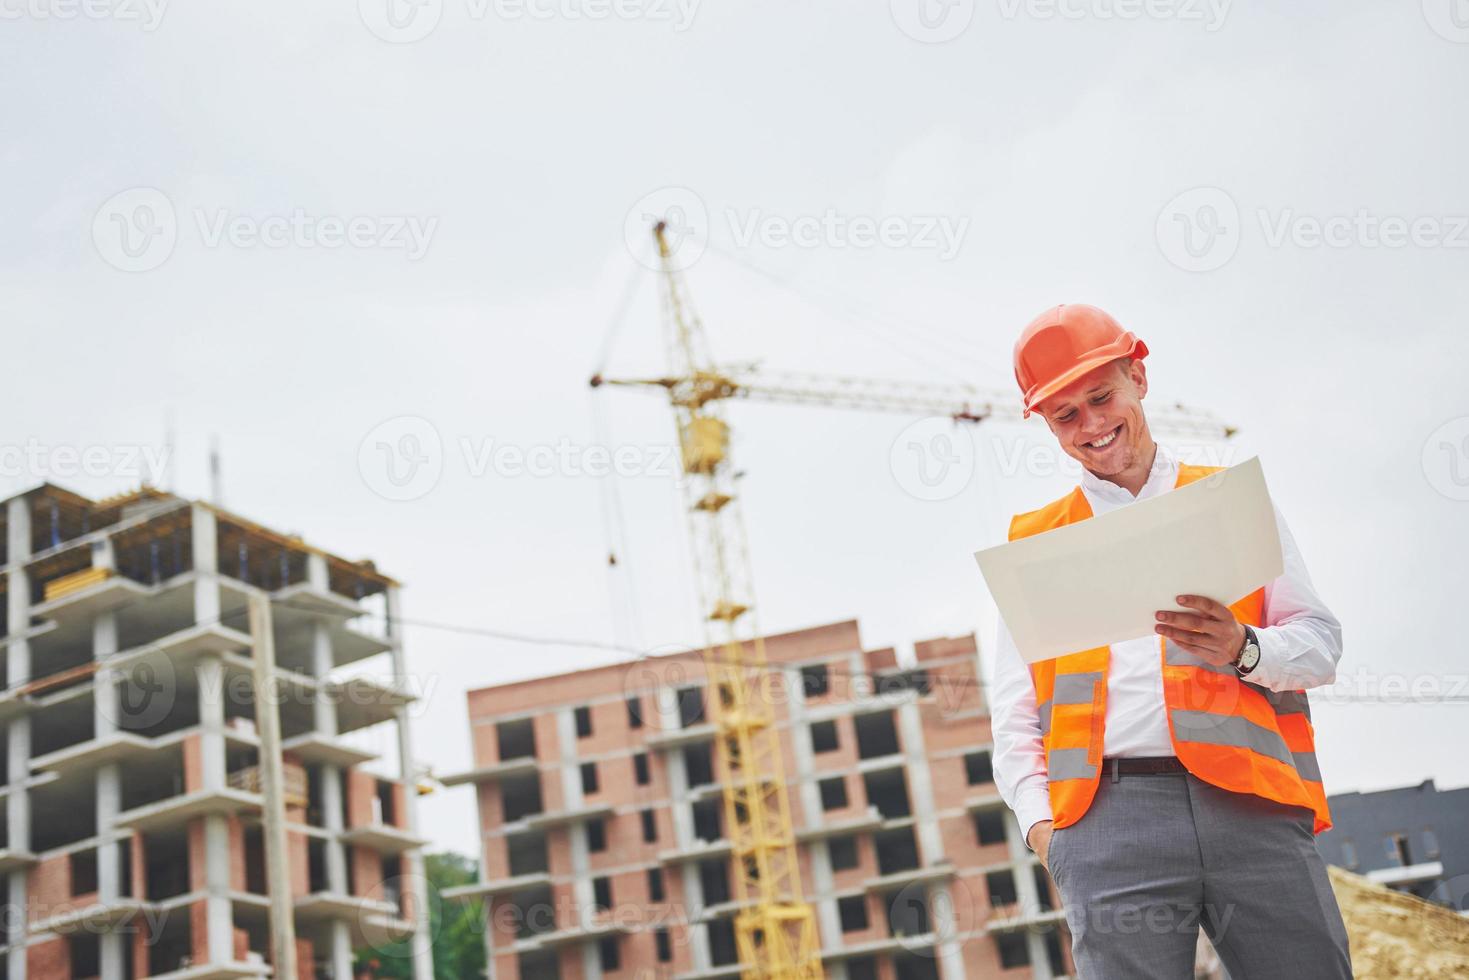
[359,851,487,980]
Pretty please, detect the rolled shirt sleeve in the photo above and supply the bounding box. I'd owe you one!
[1246,506,1344,693]
[990,617,1054,845]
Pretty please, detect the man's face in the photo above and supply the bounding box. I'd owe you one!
[1035,358,1152,477]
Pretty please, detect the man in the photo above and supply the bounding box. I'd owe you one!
[990,304,1352,979]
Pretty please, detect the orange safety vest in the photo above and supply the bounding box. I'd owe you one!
[1009,463,1331,834]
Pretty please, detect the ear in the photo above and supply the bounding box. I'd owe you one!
[1127,358,1148,400]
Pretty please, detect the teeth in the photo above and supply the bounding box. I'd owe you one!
[1089,428,1118,449]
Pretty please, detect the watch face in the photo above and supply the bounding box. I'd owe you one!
[1239,644,1261,671]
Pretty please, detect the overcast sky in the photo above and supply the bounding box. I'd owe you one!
[4,0,1467,857]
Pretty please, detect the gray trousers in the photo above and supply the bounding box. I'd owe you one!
[1046,770,1352,979]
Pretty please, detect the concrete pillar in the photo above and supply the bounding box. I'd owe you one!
[785,664,840,945]
[95,606,125,979]
[203,814,234,962]
[897,702,942,862]
[385,585,434,980]
[1004,811,1054,980]
[311,622,337,729]
[7,498,30,980]
[191,504,220,626]
[197,656,226,791]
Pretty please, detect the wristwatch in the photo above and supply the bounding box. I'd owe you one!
[1234,625,1261,676]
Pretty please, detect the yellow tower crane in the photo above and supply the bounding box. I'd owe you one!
[591,222,1235,980]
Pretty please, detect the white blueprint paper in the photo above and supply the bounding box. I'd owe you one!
[975,457,1284,664]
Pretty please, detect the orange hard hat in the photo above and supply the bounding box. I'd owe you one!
[1013,304,1148,417]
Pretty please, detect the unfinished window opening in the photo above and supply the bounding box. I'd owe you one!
[838,894,868,932]
[641,809,658,843]
[507,832,549,877]
[626,696,644,729]
[593,875,613,912]
[699,858,730,905]
[375,778,398,826]
[518,950,561,980]
[873,827,919,875]
[574,705,593,738]
[647,867,665,902]
[895,953,941,980]
[800,663,830,699]
[692,797,723,843]
[829,835,859,871]
[148,912,195,976]
[683,743,714,787]
[243,826,266,894]
[655,927,672,962]
[985,869,1018,907]
[847,957,878,980]
[1032,865,1055,911]
[30,695,95,757]
[707,918,738,966]
[146,830,193,900]
[810,720,839,753]
[580,762,599,795]
[497,717,537,760]
[854,710,900,760]
[501,772,544,823]
[30,777,96,852]
[996,932,1030,969]
[633,752,651,785]
[598,936,621,972]
[510,886,556,941]
[973,809,1006,846]
[308,838,330,893]
[677,686,706,728]
[878,668,931,697]
[1387,832,1412,866]
[964,750,993,785]
[1044,927,1066,974]
[819,776,849,811]
[68,933,101,979]
[863,768,911,819]
[886,887,931,937]
[70,848,99,897]
[586,818,607,852]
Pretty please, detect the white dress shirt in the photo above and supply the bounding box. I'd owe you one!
[990,444,1344,841]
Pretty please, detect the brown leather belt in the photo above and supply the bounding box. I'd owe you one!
[1104,756,1187,778]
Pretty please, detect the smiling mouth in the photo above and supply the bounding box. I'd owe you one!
[1084,424,1123,450]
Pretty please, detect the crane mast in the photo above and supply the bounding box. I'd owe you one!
[653,221,825,980]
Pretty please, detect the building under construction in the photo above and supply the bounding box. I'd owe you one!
[0,484,432,978]
[445,620,1073,980]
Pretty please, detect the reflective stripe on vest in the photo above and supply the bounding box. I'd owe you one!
[1009,462,1332,834]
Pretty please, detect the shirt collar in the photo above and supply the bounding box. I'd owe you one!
[1079,443,1177,507]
